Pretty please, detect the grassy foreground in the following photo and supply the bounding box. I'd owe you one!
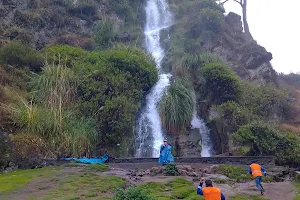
[0,165,281,200]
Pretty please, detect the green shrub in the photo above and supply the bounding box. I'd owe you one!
[181,52,222,70]
[232,122,300,165]
[114,187,155,200]
[217,101,255,132]
[44,45,88,68]
[197,0,225,13]
[239,82,292,120]
[163,163,179,176]
[77,46,157,145]
[199,8,224,33]
[0,42,43,71]
[201,63,241,104]
[159,78,195,133]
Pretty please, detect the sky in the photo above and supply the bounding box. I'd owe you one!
[224,0,300,74]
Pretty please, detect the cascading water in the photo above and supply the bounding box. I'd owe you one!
[135,0,172,158]
[191,112,214,157]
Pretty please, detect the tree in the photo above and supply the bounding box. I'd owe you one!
[219,0,253,40]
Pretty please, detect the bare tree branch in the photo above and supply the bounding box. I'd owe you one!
[233,0,242,6]
[219,0,230,5]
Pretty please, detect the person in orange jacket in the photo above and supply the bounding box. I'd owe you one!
[248,162,267,195]
[197,178,226,200]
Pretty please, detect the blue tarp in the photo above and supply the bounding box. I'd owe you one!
[61,154,109,164]
[158,145,174,164]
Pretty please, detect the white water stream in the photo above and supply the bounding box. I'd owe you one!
[191,112,214,157]
[135,0,214,158]
[135,0,172,158]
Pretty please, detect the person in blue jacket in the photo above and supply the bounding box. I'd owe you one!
[158,139,174,165]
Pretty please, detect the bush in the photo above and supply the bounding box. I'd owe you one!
[199,8,224,33]
[77,46,157,145]
[0,42,43,71]
[163,163,179,176]
[232,122,300,165]
[159,78,195,133]
[201,63,241,104]
[217,101,255,132]
[239,83,292,120]
[44,45,88,68]
[114,187,155,200]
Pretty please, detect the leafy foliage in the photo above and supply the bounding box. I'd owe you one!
[77,46,157,144]
[233,122,300,165]
[163,163,179,176]
[44,45,88,68]
[239,82,292,120]
[199,8,224,33]
[0,42,43,71]
[159,78,195,133]
[201,63,241,104]
[217,101,255,132]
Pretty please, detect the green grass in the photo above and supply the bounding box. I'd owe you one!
[0,166,61,194]
[294,183,300,200]
[216,165,252,182]
[138,178,204,200]
[42,173,125,200]
[83,164,109,172]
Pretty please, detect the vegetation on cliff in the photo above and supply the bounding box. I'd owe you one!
[0,43,157,161]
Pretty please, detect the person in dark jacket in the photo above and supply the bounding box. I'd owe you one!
[197,178,226,200]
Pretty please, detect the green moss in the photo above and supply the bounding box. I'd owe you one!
[0,166,61,194]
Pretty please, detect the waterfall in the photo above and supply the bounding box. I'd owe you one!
[135,0,172,158]
[191,112,214,157]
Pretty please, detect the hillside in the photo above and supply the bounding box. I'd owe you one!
[1,0,300,171]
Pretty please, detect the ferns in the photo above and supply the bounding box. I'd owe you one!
[159,78,195,133]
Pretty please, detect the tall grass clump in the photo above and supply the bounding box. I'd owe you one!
[159,78,195,133]
[12,62,97,157]
[30,61,76,108]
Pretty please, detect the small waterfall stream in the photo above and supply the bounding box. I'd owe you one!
[135,0,214,158]
[191,113,214,157]
[135,0,172,158]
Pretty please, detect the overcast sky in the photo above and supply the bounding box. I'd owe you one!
[224,0,300,74]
